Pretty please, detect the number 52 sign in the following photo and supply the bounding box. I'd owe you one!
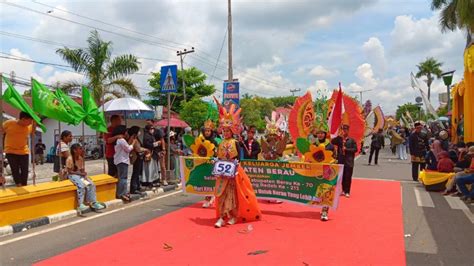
[212,160,237,177]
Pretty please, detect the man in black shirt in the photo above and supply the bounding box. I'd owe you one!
[408,122,429,181]
[331,124,358,197]
[368,129,384,165]
[35,138,46,165]
[242,125,261,160]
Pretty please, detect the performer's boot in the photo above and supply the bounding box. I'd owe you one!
[227,217,236,225]
[320,207,329,221]
[214,218,225,228]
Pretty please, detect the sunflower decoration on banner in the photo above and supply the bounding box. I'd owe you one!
[289,91,334,163]
[189,136,216,158]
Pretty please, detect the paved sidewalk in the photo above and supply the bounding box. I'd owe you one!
[3,160,115,187]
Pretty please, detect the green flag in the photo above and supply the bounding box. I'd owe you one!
[1,75,46,132]
[54,89,86,125]
[82,86,107,133]
[31,79,76,124]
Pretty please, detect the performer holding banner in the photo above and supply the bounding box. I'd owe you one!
[213,99,261,228]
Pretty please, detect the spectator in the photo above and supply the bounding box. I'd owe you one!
[66,143,105,212]
[2,111,35,186]
[331,124,357,197]
[113,125,136,202]
[437,151,454,173]
[444,146,474,195]
[154,126,168,185]
[104,115,123,177]
[409,122,430,181]
[142,125,159,187]
[54,130,73,179]
[438,130,450,151]
[128,126,146,194]
[368,128,384,165]
[35,138,46,165]
[242,125,261,160]
[425,140,442,171]
[455,157,474,204]
[397,128,408,160]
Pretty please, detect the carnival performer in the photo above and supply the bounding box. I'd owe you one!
[261,112,287,203]
[261,112,288,161]
[310,125,334,221]
[213,101,261,228]
[242,125,261,160]
[409,122,430,181]
[201,119,218,208]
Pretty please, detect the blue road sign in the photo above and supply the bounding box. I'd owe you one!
[160,65,178,93]
[223,81,240,108]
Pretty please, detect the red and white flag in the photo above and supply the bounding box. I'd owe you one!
[328,83,345,138]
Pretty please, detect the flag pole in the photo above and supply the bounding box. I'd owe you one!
[58,120,62,180]
[101,89,106,174]
[0,73,5,189]
[30,77,36,185]
[82,121,86,171]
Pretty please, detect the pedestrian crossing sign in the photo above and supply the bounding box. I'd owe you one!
[160,65,178,93]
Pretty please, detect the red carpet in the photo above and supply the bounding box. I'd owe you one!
[37,179,405,266]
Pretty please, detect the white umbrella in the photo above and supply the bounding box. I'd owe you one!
[102,98,153,113]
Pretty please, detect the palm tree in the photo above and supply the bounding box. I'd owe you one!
[56,30,140,104]
[415,57,443,100]
[432,0,474,48]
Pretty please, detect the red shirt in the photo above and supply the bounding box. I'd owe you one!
[104,126,116,159]
[437,158,454,173]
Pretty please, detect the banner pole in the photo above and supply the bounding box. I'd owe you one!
[0,73,4,189]
[30,77,36,185]
[58,120,62,181]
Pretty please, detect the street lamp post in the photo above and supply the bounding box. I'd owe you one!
[441,70,455,112]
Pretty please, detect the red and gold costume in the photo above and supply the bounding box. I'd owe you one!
[213,98,261,225]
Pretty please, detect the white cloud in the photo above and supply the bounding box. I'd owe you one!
[362,37,386,76]
[355,63,377,90]
[45,71,85,86]
[309,65,339,78]
[39,66,55,76]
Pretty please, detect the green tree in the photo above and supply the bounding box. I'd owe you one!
[240,96,275,131]
[269,96,297,107]
[415,57,443,101]
[396,103,425,121]
[180,98,209,130]
[148,67,215,112]
[56,30,140,104]
[432,0,474,48]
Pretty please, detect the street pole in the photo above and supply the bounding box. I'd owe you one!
[166,92,171,180]
[290,88,301,96]
[446,84,451,112]
[228,0,233,81]
[351,89,372,104]
[176,48,195,102]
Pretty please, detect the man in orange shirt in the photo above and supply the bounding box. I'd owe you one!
[2,112,35,186]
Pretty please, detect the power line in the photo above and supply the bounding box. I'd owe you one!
[32,0,192,49]
[2,3,293,91]
[2,2,183,51]
[0,31,180,64]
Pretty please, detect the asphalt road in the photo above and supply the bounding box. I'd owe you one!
[1,148,473,265]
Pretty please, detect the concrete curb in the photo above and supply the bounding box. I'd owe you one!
[0,183,181,238]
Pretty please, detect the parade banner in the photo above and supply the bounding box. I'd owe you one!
[179,157,344,209]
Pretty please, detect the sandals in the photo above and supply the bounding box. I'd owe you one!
[121,194,131,202]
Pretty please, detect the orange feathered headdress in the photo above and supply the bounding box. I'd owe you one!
[213,96,242,134]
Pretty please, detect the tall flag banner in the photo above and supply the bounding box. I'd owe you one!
[31,79,76,124]
[1,75,46,132]
[328,83,344,137]
[410,72,438,119]
[54,89,86,125]
[82,86,107,133]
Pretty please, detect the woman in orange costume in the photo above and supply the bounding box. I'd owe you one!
[213,101,261,228]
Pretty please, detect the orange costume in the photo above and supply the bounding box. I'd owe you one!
[213,98,261,227]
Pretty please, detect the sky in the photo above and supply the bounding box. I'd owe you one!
[0,0,468,114]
